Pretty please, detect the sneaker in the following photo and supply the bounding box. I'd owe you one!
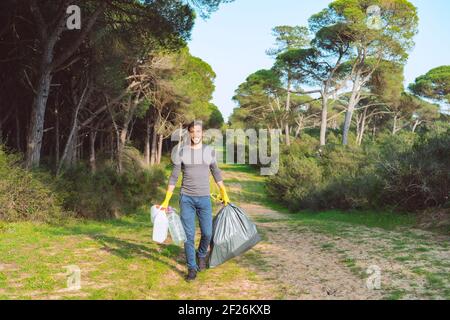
[186,268,197,281]
[198,256,208,271]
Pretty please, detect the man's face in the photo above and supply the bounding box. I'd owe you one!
[189,125,203,145]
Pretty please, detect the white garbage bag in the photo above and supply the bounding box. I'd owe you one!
[150,205,169,243]
[150,204,162,224]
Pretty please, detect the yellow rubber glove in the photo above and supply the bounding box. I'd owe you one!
[160,190,173,210]
[219,185,230,206]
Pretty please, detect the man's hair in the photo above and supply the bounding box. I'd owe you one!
[187,120,203,132]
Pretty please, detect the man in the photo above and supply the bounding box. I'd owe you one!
[159,120,230,281]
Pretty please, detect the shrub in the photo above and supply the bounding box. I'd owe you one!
[57,161,165,220]
[314,143,383,210]
[0,145,166,221]
[378,129,450,211]
[266,137,322,210]
[266,128,449,213]
[0,146,64,222]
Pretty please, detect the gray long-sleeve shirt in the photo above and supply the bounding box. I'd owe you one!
[169,143,223,196]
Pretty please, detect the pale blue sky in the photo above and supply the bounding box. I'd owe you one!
[188,0,450,121]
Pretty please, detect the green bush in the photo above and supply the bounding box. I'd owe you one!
[267,137,382,211]
[0,145,166,221]
[267,155,323,210]
[373,131,417,160]
[57,162,165,219]
[266,137,322,210]
[0,146,64,222]
[378,129,450,211]
[314,143,383,210]
[266,128,449,213]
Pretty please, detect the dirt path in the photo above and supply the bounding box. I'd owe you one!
[222,169,450,300]
[235,203,383,299]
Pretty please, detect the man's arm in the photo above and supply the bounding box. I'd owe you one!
[209,147,223,183]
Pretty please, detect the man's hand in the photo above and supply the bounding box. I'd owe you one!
[218,182,230,206]
[160,189,173,211]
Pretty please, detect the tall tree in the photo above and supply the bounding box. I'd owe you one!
[22,0,197,167]
[231,69,285,131]
[310,0,419,145]
[2,0,233,168]
[391,93,440,134]
[269,26,310,145]
[409,65,450,113]
[356,60,404,143]
[278,22,351,145]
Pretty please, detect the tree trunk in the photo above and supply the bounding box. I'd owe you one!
[119,129,127,150]
[117,127,128,173]
[156,134,163,164]
[412,120,420,132]
[392,114,398,135]
[319,94,328,146]
[355,113,361,138]
[144,117,151,166]
[150,126,158,166]
[89,129,97,173]
[127,117,137,144]
[285,77,291,146]
[26,66,53,168]
[115,130,122,174]
[77,134,82,163]
[116,93,141,172]
[110,131,114,162]
[107,103,124,174]
[57,83,90,174]
[357,108,367,146]
[55,108,59,166]
[67,125,78,166]
[332,119,337,130]
[26,1,105,168]
[0,108,9,143]
[295,125,301,138]
[99,132,104,154]
[342,72,362,145]
[25,5,63,168]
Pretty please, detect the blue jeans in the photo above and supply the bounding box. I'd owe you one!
[179,193,213,271]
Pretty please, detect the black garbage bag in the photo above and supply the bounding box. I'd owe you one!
[209,203,261,268]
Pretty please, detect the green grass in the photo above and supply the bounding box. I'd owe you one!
[320,243,335,250]
[0,163,277,300]
[220,163,260,174]
[285,210,416,231]
[394,255,415,262]
[241,251,271,272]
[384,289,407,300]
[425,273,445,288]
[0,161,282,299]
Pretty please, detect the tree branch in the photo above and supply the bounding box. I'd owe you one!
[52,2,107,70]
[29,0,47,41]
